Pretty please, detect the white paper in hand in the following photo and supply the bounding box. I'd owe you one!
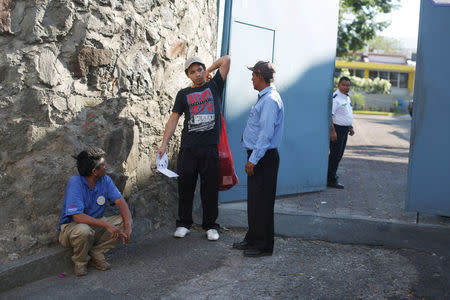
[157,153,178,178]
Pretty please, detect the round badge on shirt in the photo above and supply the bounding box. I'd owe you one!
[97,196,106,206]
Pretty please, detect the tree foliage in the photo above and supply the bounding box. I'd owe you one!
[335,69,392,94]
[337,0,399,57]
[367,36,403,54]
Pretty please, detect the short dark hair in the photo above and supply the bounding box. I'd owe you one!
[255,73,274,84]
[338,76,351,84]
[249,61,276,84]
[185,63,206,75]
[75,146,105,176]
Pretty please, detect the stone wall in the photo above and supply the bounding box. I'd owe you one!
[0,0,218,264]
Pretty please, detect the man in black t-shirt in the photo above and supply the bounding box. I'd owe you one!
[157,55,230,241]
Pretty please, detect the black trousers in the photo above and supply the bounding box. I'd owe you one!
[176,145,219,230]
[327,124,350,182]
[244,149,279,252]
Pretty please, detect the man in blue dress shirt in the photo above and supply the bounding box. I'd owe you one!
[232,61,284,257]
[58,147,132,276]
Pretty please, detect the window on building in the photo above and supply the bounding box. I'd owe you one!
[399,73,409,88]
[390,72,399,87]
[379,71,389,80]
[355,69,365,78]
[364,70,409,89]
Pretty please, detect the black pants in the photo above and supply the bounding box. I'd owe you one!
[176,145,219,230]
[244,149,279,253]
[327,124,350,182]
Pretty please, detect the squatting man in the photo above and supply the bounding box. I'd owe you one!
[58,147,132,276]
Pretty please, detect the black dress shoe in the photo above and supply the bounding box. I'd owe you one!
[327,181,344,189]
[232,240,253,250]
[243,248,273,257]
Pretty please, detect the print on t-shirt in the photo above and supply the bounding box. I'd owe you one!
[186,87,215,132]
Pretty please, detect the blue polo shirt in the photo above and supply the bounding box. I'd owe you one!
[58,175,123,230]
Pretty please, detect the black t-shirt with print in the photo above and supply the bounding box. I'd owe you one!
[172,71,225,147]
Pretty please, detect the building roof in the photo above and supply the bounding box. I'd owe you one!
[344,52,409,65]
[335,60,415,72]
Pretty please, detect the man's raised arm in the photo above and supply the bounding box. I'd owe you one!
[206,55,231,81]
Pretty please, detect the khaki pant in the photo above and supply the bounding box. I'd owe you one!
[59,215,124,267]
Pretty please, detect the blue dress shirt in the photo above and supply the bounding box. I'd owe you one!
[58,175,123,230]
[242,86,284,165]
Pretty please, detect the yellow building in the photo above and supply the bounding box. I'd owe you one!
[335,59,415,95]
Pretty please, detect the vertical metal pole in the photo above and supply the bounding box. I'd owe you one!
[416,212,420,224]
[220,0,232,113]
[220,0,232,57]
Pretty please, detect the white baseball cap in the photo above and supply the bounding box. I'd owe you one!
[185,56,205,71]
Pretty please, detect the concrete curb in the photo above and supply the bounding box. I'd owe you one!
[0,247,72,293]
[218,208,450,256]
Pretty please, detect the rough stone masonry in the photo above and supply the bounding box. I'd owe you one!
[0,0,218,264]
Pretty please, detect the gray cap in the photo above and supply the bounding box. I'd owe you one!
[185,56,205,71]
[247,61,276,79]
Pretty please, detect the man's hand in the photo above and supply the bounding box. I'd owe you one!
[330,123,337,142]
[157,144,166,159]
[106,223,123,240]
[245,161,255,176]
[114,198,133,244]
[121,227,132,244]
[205,72,212,82]
[349,127,355,136]
[330,130,337,142]
[106,223,131,244]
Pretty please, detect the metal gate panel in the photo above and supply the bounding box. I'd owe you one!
[406,0,450,215]
[219,0,340,202]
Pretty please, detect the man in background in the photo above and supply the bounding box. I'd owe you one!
[327,76,355,189]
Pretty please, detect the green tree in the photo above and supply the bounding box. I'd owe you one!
[337,0,400,57]
[367,36,403,53]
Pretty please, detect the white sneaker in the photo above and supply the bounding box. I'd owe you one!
[173,227,190,238]
[206,229,219,241]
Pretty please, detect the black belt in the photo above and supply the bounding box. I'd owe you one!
[247,148,277,155]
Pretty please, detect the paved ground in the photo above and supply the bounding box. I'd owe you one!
[2,114,450,299]
[222,114,450,226]
[278,113,423,223]
[2,226,450,300]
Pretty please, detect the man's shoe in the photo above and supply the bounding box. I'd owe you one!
[74,264,88,276]
[206,229,219,241]
[232,240,253,250]
[91,258,111,271]
[243,248,273,257]
[173,227,190,238]
[327,181,344,189]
